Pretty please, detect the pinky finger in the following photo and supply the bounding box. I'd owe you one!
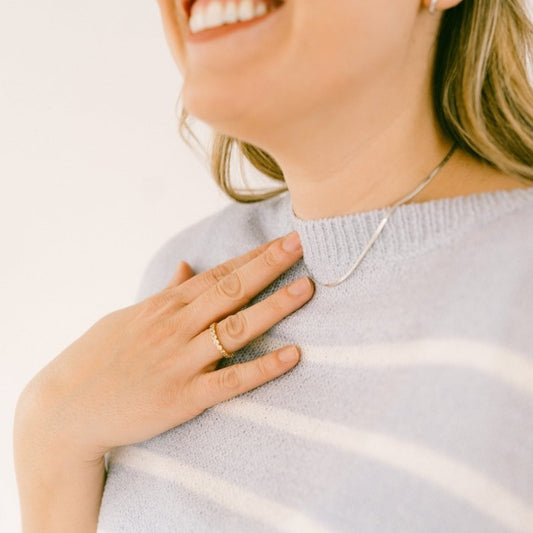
[164,261,195,290]
[195,346,301,409]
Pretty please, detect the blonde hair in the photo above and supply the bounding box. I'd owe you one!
[177,0,533,203]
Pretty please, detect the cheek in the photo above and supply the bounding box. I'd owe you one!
[246,7,394,115]
[297,4,409,88]
[158,0,189,73]
[180,8,293,123]
[180,53,287,128]
[179,0,414,131]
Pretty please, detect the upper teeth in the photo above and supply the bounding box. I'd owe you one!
[189,1,270,34]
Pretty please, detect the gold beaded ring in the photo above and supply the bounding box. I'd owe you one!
[209,322,234,359]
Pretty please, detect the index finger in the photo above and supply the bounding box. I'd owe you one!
[183,231,304,338]
[166,233,293,303]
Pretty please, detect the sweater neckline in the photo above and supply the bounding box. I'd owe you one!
[280,186,533,285]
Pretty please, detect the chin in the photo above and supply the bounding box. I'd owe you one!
[181,78,279,143]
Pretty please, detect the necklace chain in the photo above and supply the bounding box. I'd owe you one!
[304,142,458,288]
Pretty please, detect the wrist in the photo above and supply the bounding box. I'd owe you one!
[15,446,106,533]
[15,391,106,470]
[14,395,107,533]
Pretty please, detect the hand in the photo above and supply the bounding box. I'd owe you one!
[16,231,314,463]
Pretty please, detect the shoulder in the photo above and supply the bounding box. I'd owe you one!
[472,189,533,256]
[450,190,533,308]
[474,194,533,352]
[134,191,291,301]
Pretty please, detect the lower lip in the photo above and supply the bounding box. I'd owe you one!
[186,5,285,43]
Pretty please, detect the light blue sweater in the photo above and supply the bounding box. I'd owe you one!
[98,187,533,532]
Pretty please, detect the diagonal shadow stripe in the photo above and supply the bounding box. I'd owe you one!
[214,397,533,533]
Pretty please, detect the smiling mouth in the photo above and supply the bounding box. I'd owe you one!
[181,0,285,20]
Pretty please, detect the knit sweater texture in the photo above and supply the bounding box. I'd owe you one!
[98,187,533,533]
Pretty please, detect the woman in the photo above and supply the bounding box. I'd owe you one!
[14,0,533,531]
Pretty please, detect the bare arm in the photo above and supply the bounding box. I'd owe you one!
[13,232,313,531]
[14,387,107,533]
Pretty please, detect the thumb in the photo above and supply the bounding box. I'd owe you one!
[165,260,195,289]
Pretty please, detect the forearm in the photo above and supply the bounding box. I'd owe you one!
[14,391,107,533]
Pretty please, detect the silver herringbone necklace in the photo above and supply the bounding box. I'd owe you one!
[303,142,458,288]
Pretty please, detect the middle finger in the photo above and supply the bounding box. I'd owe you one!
[186,275,314,370]
[165,237,279,302]
[181,231,304,338]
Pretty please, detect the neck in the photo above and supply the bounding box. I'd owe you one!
[282,107,454,220]
[250,70,527,221]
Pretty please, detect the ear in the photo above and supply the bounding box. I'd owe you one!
[422,0,464,11]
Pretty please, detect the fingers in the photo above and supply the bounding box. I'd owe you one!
[164,261,195,290]
[183,232,304,337]
[145,234,298,328]
[172,238,275,304]
[193,345,301,410]
[187,276,314,370]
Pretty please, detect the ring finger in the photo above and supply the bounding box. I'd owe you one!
[185,275,314,371]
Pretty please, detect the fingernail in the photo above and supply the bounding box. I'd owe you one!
[288,277,310,296]
[282,231,302,253]
[278,346,299,363]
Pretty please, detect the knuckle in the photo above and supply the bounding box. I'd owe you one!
[140,289,183,318]
[180,376,209,415]
[164,287,189,308]
[216,271,245,300]
[262,245,282,267]
[156,380,178,411]
[256,357,272,382]
[172,305,193,337]
[223,311,247,341]
[139,294,165,316]
[158,378,200,419]
[204,373,218,399]
[209,263,233,284]
[216,365,242,391]
[141,317,176,346]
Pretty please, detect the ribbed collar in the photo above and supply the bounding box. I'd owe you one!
[278,187,533,285]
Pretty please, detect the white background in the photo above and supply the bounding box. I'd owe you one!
[0,1,247,530]
[3,1,533,531]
